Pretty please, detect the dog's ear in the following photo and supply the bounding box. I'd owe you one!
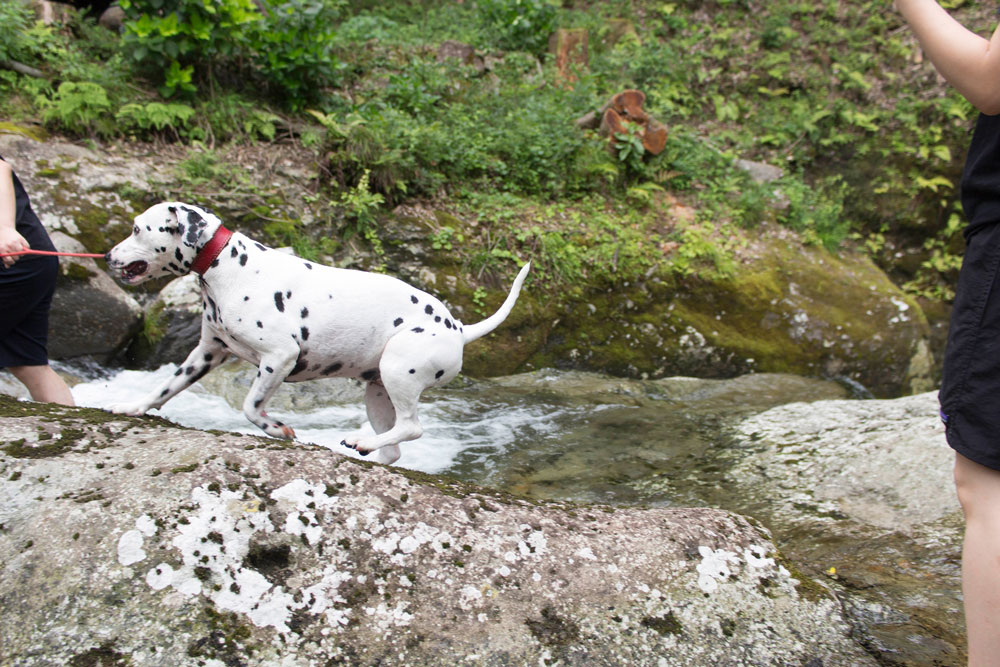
[164,205,184,237]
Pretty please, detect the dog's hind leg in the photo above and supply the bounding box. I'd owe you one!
[363,381,401,465]
[242,349,299,439]
[343,331,458,458]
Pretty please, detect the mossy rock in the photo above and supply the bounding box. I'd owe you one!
[527,239,932,397]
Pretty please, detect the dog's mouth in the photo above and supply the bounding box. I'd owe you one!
[120,260,149,283]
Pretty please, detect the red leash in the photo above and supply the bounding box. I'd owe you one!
[0,249,105,258]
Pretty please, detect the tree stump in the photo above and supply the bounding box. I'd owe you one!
[597,89,668,156]
[548,28,588,83]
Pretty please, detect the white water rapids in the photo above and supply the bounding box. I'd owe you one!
[70,363,584,474]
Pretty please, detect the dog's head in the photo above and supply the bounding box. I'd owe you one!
[106,202,220,285]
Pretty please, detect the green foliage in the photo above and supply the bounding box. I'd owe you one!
[245,0,346,108]
[431,226,464,251]
[119,0,261,97]
[0,1,43,66]
[1,0,985,299]
[614,124,647,178]
[340,169,385,255]
[903,210,964,300]
[778,176,852,251]
[117,101,196,137]
[477,0,557,55]
[40,82,113,136]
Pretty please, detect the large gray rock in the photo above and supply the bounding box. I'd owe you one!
[125,274,204,368]
[724,391,964,660]
[47,232,142,360]
[0,397,876,665]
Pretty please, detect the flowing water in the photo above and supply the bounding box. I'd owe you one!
[18,361,962,664]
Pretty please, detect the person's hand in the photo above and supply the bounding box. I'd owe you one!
[0,227,29,269]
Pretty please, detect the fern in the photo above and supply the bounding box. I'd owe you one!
[41,82,112,136]
[117,102,196,135]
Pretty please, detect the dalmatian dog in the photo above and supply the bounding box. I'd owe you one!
[104,202,530,465]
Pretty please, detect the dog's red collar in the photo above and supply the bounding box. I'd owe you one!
[190,225,233,275]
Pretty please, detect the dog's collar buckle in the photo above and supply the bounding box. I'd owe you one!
[190,225,233,275]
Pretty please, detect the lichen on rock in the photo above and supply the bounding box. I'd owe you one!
[0,397,877,665]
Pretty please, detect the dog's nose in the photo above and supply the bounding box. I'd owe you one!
[104,251,112,262]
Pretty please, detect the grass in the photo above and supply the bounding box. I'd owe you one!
[0,0,980,299]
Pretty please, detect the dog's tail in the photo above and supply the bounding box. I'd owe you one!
[461,263,531,344]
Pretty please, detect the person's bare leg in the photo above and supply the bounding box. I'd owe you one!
[8,364,74,405]
[954,451,1000,664]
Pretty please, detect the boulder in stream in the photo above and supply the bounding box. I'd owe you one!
[0,397,877,665]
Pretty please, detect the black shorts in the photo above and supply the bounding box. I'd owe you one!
[0,255,58,368]
[940,221,1000,471]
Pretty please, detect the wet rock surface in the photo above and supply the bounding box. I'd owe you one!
[437,373,961,665]
[0,396,876,665]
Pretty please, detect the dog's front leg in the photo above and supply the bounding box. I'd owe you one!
[242,351,299,439]
[109,338,229,416]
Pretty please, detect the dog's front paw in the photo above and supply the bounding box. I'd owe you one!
[108,401,151,417]
[262,421,296,440]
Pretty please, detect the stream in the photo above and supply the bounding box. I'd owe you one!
[6,361,963,665]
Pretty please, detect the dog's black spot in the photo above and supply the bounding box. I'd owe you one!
[301,307,309,319]
[183,209,206,247]
[184,365,195,375]
[160,389,169,397]
[191,365,212,382]
[435,370,445,379]
[231,247,239,258]
[300,326,310,341]
[412,327,424,333]
[291,359,308,376]
[445,320,453,329]
[204,353,213,362]
[254,399,263,409]
[212,337,228,348]
[274,292,285,312]
[394,317,403,327]
[239,254,248,266]
[244,296,250,301]
[322,362,342,375]
[361,369,379,381]
[209,259,219,269]
[133,225,140,235]
[265,366,274,373]
[425,304,434,315]
[304,262,313,270]
[409,369,416,374]
[176,222,185,238]
[255,243,267,252]
[174,368,184,377]
[312,363,322,371]
[168,262,181,272]
[411,295,419,304]
[256,321,263,328]
[435,316,441,323]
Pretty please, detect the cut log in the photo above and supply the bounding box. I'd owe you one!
[595,89,668,156]
[549,28,588,83]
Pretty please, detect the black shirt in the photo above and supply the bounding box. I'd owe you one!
[961,113,1000,239]
[0,154,56,279]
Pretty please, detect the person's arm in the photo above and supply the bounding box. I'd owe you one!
[0,159,29,269]
[896,0,1000,114]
